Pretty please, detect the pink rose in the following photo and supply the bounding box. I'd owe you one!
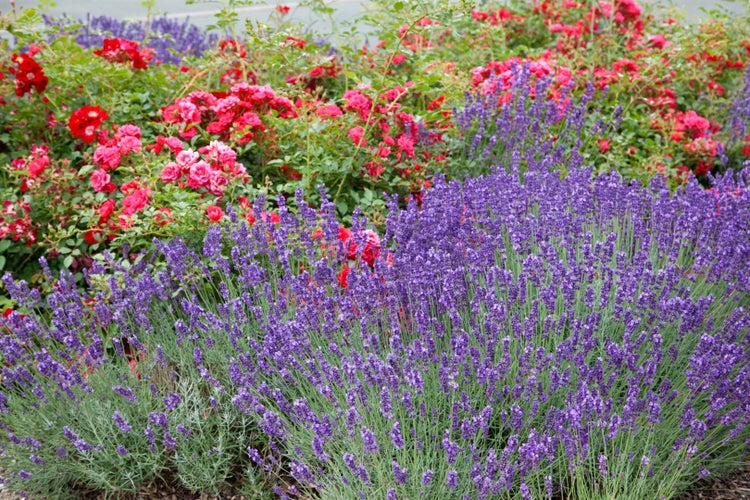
[117,124,141,138]
[93,145,121,170]
[316,103,343,118]
[121,189,149,216]
[648,34,668,49]
[117,135,142,155]
[348,126,366,147]
[187,160,212,189]
[90,169,112,192]
[165,136,184,154]
[209,171,229,195]
[203,140,237,165]
[176,150,200,170]
[160,162,182,183]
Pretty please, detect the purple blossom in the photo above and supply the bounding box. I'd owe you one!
[442,430,462,464]
[422,469,434,487]
[116,445,129,456]
[176,424,192,437]
[112,411,132,433]
[73,439,94,453]
[163,430,176,450]
[112,385,137,403]
[446,470,458,489]
[163,392,182,411]
[312,435,329,462]
[360,426,380,454]
[391,420,404,449]
[392,460,408,484]
[520,482,532,500]
[148,412,169,428]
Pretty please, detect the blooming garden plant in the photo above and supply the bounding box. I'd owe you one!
[0,0,750,497]
[1,160,749,498]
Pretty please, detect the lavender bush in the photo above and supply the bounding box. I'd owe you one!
[451,63,621,181]
[43,14,219,65]
[1,152,749,498]
[721,64,750,171]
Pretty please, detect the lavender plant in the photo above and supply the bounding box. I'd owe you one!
[1,153,749,498]
[720,64,750,172]
[43,14,220,65]
[450,62,621,181]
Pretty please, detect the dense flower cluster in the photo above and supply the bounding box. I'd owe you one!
[0,200,35,246]
[1,3,750,495]
[68,105,109,143]
[454,62,616,179]
[93,38,154,69]
[8,52,48,97]
[161,83,297,142]
[159,140,247,196]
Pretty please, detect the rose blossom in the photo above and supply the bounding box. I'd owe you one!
[160,162,182,183]
[206,205,224,222]
[90,169,111,193]
[209,171,229,195]
[348,126,366,147]
[93,145,121,170]
[117,135,142,155]
[176,150,200,171]
[98,199,116,222]
[121,189,149,216]
[187,161,212,189]
[316,103,343,118]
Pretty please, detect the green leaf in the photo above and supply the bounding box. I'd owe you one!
[63,255,74,268]
[0,255,5,271]
[393,1,404,11]
[0,239,10,252]
[336,199,348,216]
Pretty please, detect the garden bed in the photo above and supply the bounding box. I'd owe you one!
[1,1,749,499]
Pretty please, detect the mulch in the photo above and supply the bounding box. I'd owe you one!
[677,462,750,500]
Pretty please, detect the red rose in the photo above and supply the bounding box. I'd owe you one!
[98,199,116,222]
[206,205,225,222]
[68,106,109,144]
[121,189,149,216]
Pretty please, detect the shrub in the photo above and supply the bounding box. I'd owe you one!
[1,158,748,497]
